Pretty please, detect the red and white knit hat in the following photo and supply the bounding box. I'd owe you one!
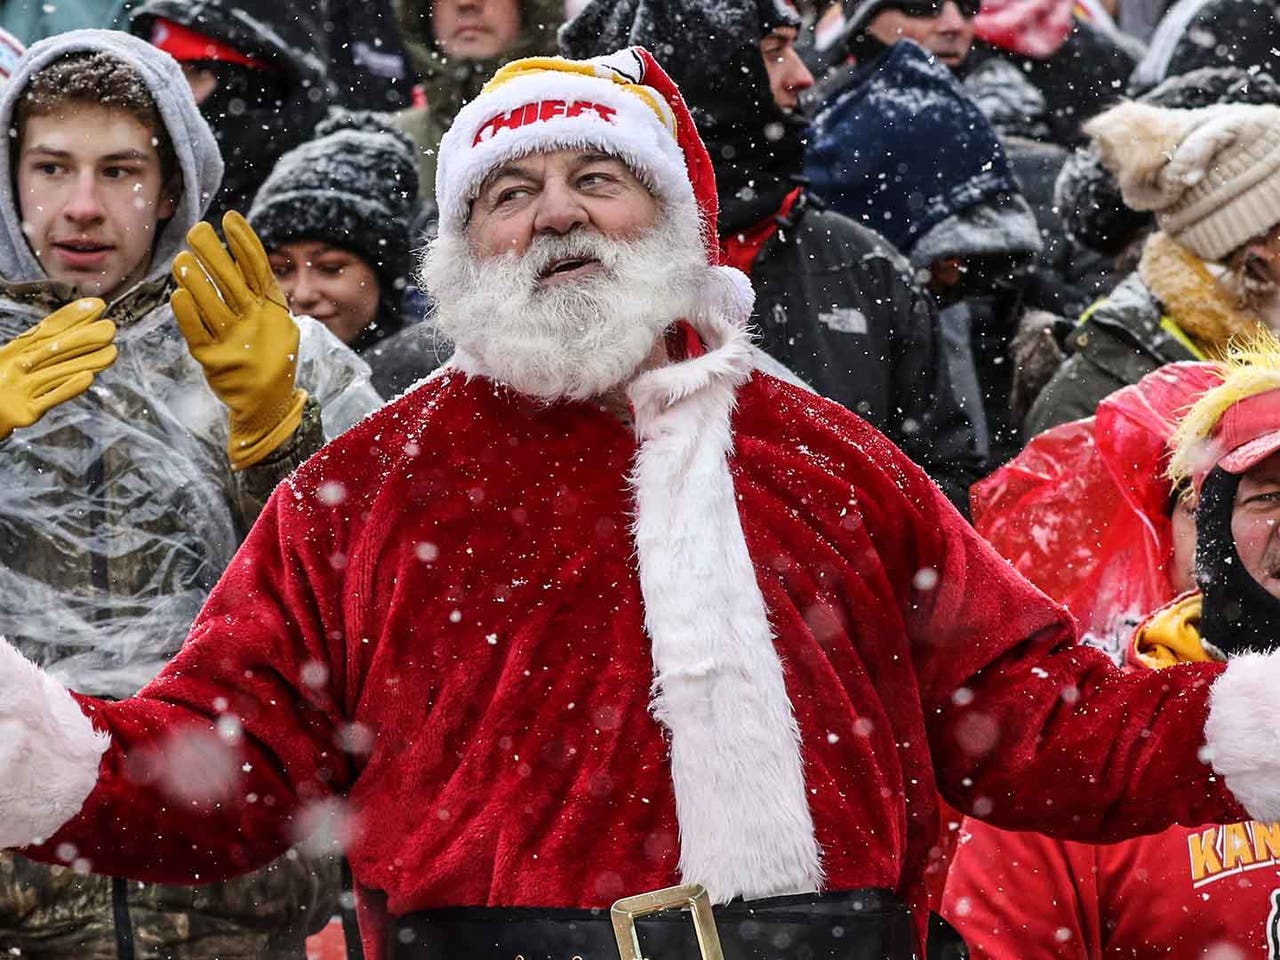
[435,47,722,265]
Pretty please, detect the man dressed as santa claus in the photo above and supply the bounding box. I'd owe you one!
[2,48,1279,960]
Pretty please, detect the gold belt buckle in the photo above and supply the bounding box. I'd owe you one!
[610,883,725,960]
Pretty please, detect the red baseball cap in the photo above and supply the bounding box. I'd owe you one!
[1202,388,1280,479]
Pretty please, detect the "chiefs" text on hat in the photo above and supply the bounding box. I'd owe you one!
[473,100,618,146]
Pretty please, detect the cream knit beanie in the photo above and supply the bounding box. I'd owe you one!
[1084,101,1280,262]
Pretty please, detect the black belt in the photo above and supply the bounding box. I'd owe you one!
[391,887,920,959]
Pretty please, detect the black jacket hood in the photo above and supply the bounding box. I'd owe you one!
[560,0,807,234]
[130,0,330,220]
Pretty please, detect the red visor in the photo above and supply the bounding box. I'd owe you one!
[1204,388,1280,480]
[150,17,265,70]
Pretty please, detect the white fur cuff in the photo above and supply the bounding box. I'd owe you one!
[0,637,108,848]
[1204,650,1280,822]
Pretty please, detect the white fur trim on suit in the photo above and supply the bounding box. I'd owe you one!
[436,62,696,242]
[1204,650,1280,822]
[0,636,108,848]
[626,269,824,902]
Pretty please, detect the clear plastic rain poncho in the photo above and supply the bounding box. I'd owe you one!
[0,31,382,698]
[0,290,381,698]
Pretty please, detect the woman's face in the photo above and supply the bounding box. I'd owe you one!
[268,240,381,346]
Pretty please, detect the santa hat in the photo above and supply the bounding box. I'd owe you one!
[435,47,722,265]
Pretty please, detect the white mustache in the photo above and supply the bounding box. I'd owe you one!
[523,233,617,273]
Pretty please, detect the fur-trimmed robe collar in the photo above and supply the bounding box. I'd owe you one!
[448,264,824,900]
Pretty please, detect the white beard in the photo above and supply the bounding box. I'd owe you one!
[421,213,709,401]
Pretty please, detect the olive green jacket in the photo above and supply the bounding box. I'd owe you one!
[1025,233,1261,435]
[1023,272,1198,435]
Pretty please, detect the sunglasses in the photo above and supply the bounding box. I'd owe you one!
[883,0,981,19]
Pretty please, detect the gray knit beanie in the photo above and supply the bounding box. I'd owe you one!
[248,110,419,303]
[1085,101,1280,261]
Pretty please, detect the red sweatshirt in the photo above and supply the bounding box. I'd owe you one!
[944,805,1280,958]
[24,365,1243,957]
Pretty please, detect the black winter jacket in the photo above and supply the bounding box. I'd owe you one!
[747,195,986,508]
[131,0,331,221]
[960,24,1136,148]
[308,0,415,111]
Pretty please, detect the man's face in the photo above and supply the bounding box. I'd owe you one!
[269,240,382,346]
[1231,451,1280,599]
[17,104,176,299]
[867,1,976,69]
[423,147,705,401]
[432,0,522,60]
[1170,493,1198,594]
[467,148,659,261]
[760,26,815,111]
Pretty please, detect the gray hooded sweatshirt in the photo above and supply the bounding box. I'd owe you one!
[0,30,382,697]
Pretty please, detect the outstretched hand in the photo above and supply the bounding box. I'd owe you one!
[171,211,307,470]
[0,298,115,442]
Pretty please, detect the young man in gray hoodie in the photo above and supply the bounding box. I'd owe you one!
[0,29,379,960]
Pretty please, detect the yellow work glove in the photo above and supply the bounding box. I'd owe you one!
[0,298,115,442]
[171,211,307,471]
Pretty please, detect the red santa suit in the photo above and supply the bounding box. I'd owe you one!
[0,46,1277,960]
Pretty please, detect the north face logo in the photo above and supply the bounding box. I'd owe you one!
[818,307,868,335]
[473,100,618,146]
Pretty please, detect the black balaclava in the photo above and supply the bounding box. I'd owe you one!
[1195,466,1280,656]
[700,41,810,234]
